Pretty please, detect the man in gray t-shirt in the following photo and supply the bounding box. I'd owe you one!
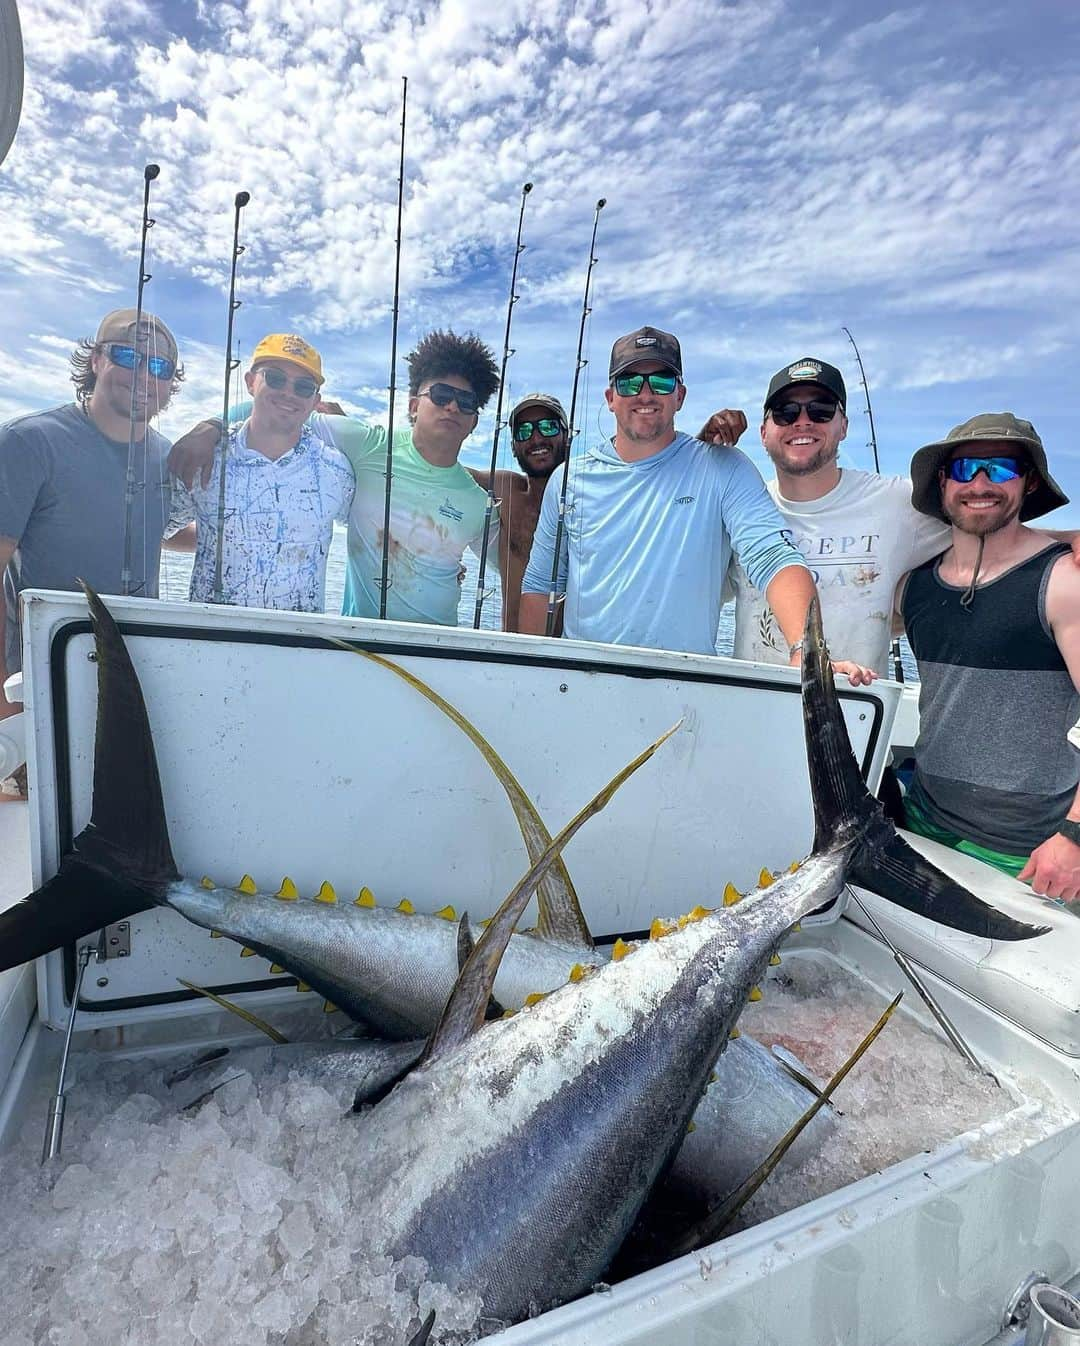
[0,308,187,703]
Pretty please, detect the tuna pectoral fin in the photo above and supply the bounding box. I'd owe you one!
[422,722,680,1066]
[799,599,1048,942]
[849,830,1050,941]
[0,852,155,971]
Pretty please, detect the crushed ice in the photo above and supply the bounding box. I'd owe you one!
[0,953,1051,1343]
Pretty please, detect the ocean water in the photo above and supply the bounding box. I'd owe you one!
[160,525,919,679]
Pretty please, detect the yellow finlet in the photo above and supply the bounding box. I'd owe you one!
[296,982,311,993]
[722,882,742,907]
[524,992,547,1006]
[479,917,493,929]
[769,953,782,967]
[792,921,802,933]
[269,963,285,975]
[434,904,457,921]
[729,1026,741,1040]
[236,874,258,895]
[677,903,712,928]
[501,1008,517,1020]
[788,860,800,874]
[748,985,763,1002]
[275,877,299,901]
[210,929,223,939]
[355,887,376,908]
[612,937,635,961]
[240,947,255,958]
[758,868,775,888]
[686,1121,696,1133]
[314,881,337,905]
[708,1071,718,1084]
[395,898,415,915]
[650,916,676,940]
[323,1001,339,1014]
[568,963,588,983]
[200,876,215,890]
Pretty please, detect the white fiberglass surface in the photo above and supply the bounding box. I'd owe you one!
[0,940,1060,1346]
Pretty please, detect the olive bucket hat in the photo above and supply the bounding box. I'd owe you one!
[910,412,1069,522]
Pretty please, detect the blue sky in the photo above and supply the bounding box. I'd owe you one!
[2,0,1078,524]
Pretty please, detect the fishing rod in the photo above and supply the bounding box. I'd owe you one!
[842,325,904,682]
[378,75,408,620]
[543,197,606,638]
[472,180,533,630]
[120,162,159,598]
[211,190,251,604]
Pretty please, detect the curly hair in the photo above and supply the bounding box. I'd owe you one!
[405,329,499,409]
[70,338,185,409]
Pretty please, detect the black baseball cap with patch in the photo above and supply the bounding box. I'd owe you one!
[609,326,683,382]
[764,357,846,413]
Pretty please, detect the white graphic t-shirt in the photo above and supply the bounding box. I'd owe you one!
[730,470,949,673]
[170,421,354,612]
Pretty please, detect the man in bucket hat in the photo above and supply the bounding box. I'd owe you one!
[895,413,1080,902]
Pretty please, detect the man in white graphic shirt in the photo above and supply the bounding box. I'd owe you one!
[168,333,353,612]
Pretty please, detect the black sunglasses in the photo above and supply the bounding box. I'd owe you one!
[513,417,564,442]
[259,366,320,398]
[106,343,176,382]
[420,382,480,416]
[769,399,840,426]
[613,371,680,397]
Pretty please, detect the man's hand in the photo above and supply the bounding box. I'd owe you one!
[167,420,222,489]
[316,399,346,416]
[696,409,748,447]
[1019,831,1080,902]
[828,659,878,687]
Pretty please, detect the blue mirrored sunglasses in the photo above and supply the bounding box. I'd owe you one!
[945,456,1027,484]
[106,343,175,381]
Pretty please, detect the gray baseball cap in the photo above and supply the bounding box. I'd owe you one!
[510,392,567,426]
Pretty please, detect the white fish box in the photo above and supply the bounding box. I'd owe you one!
[1,590,1077,1346]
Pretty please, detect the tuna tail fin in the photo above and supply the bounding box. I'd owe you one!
[0,583,178,973]
[801,599,1048,942]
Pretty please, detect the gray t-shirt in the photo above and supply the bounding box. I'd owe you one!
[0,402,171,670]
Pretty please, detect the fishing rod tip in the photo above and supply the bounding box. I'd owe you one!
[235,190,251,207]
[144,164,160,180]
[596,197,607,209]
[523,182,534,193]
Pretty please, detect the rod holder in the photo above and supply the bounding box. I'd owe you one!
[1025,1284,1080,1346]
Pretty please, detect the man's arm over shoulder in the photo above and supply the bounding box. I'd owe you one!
[318,414,384,473]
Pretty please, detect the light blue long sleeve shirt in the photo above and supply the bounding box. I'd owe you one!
[521,433,807,655]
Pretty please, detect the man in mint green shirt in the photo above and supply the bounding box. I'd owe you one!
[319,330,498,624]
[169,330,500,627]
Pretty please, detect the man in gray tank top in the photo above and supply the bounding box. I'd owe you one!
[894,413,1080,904]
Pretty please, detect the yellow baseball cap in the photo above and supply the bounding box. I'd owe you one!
[250,333,324,385]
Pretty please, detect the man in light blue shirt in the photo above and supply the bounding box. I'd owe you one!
[519,326,816,659]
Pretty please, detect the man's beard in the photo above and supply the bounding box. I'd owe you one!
[768,441,838,478]
[513,445,565,479]
[943,492,1024,537]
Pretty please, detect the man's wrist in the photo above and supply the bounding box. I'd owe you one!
[1057,818,1080,847]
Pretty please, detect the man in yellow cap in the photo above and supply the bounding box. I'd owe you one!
[168,334,353,611]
